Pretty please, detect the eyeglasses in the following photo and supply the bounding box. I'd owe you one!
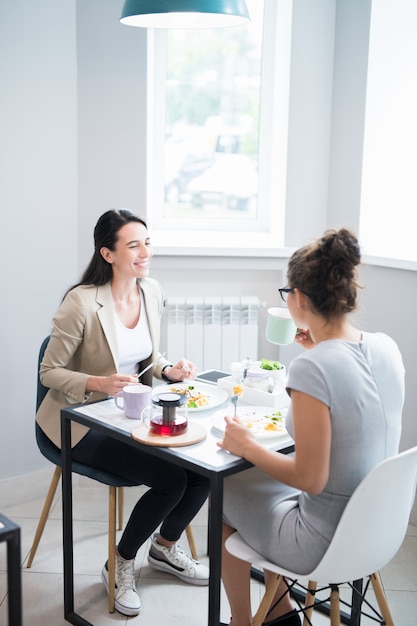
[278,287,295,302]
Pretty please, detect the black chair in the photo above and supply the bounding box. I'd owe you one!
[27,336,198,611]
[27,336,137,612]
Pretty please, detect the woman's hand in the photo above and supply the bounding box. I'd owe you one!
[163,359,198,382]
[216,416,256,458]
[295,328,316,350]
[86,373,138,396]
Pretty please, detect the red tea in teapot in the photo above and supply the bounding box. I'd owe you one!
[143,392,188,437]
[149,413,188,436]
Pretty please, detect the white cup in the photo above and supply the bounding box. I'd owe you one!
[265,307,297,345]
[114,384,152,420]
[230,361,245,383]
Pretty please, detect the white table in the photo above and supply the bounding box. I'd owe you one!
[60,396,294,626]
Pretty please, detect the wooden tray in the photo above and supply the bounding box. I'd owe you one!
[131,421,207,447]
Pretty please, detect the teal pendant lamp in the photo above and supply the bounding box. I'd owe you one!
[120,0,250,29]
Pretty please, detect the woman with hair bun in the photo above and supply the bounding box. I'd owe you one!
[218,229,405,626]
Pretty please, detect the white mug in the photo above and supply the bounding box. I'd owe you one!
[265,307,297,345]
[114,384,152,420]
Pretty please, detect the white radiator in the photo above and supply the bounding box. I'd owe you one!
[164,297,260,371]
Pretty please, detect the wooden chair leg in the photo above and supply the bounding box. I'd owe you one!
[330,585,341,626]
[303,580,317,625]
[117,487,124,531]
[370,572,395,626]
[27,466,62,568]
[185,524,198,560]
[253,574,284,626]
[108,486,117,613]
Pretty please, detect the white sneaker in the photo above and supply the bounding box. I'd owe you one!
[101,555,141,616]
[147,533,209,586]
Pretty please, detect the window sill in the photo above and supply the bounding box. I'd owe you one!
[152,229,293,258]
[151,232,417,273]
[362,256,417,273]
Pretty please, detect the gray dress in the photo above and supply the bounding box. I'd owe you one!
[223,332,405,573]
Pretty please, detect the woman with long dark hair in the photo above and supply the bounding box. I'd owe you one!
[36,209,210,617]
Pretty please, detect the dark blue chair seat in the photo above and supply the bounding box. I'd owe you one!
[34,420,137,488]
[28,336,198,612]
[27,336,135,612]
[34,335,135,486]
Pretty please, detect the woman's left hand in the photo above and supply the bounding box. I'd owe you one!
[216,416,256,457]
[164,359,198,382]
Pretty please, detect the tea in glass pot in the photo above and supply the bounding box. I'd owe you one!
[143,392,188,436]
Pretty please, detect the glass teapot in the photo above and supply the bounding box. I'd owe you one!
[143,392,188,436]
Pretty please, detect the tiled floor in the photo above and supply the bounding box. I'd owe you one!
[1,471,417,625]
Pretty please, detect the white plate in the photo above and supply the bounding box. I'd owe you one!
[152,382,228,413]
[211,405,288,439]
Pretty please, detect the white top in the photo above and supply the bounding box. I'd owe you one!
[115,290,152,374]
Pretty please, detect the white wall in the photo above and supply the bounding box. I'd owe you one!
[355,264,417,451]
[76,0,148,274]
[0,0,148,480]
[0,0,78,478]
[1,0,416,484]
[285,0,336,245]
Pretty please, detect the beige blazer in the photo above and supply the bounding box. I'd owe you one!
[36,278,170,448]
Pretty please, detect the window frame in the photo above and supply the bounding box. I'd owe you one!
[146,0,293,253]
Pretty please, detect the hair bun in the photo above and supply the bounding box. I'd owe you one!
[320,228,361,270]
[287,228,361,317]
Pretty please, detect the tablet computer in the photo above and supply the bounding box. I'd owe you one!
[195,369,230,384]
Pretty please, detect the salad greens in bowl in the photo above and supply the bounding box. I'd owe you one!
[259,358,284,371]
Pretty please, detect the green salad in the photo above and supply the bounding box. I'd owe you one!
[260,358,284,371]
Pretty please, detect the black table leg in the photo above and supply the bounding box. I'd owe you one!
[8,524,22,626]
[0,514,22,626]
[61,414,93,626]
[208,474,224,626]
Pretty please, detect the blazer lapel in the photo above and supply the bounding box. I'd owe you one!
[140,279,160,359]
[96,283,119,369]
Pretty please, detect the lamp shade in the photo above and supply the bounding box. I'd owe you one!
[120,0,250,28]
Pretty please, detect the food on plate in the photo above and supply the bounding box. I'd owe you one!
[238,410,285,435]
[259,358,284,371]
[169,385,210,409]
[232,384,244,397]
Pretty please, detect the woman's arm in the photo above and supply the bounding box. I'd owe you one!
[85,373,137,396]
[39,290,91,400]
[40,289,136,401]
[217,390,331,495]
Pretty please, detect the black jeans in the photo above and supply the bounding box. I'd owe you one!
[72,429,210,560]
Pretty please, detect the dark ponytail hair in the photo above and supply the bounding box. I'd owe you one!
[65,209,147,296]
[287,228,361,319]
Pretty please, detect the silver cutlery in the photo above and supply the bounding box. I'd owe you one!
[231,393,238,418]
[137,352,167,381]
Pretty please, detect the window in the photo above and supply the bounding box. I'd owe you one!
[360,0,417,264]
[147,0,292,251]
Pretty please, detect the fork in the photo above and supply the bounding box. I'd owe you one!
[231,394,239,418]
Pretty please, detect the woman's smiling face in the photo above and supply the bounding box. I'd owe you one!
[101,221,153,279]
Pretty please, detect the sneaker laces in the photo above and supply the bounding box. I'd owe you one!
[116,557,136,591]
[166,543,198,569]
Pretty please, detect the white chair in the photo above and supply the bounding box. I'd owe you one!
[226,446,417,626]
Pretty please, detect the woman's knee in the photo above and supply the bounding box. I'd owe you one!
[153,465,188,496]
